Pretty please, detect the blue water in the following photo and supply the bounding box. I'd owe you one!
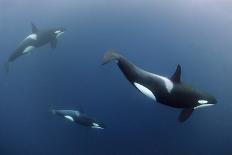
[0,0,231,154]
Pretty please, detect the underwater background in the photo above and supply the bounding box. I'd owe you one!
[0,0,232,154]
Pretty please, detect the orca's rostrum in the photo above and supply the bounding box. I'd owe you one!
[102,50,217,122]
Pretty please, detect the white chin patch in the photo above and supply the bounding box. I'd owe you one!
[134,82,156,101]
[23,46,35,54]
[91,123,103,129]
[64,115,74,122]
[198,100,208,104]
[26,34,37,40]
[194,104,214,109]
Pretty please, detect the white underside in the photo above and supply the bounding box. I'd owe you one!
[23,46,35,54]
[194,104,214,109]
[134,82,156,101]
[64,115,74,122]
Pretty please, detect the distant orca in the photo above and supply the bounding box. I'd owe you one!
[5,23,65,72]
[102,50,217,122]
[51,109,105,129]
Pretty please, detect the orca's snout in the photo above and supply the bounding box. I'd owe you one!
[100,123,106,129]
[212,97,217,105]
[207,96,217,105]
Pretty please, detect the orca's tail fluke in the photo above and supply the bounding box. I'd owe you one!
[4,61,10,74]
[101,49,121,65]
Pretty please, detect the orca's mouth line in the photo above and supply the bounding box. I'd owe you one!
[194,104,214,109]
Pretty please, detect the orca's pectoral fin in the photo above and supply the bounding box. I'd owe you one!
[31,22,39,34]
[178,107,194,122]
[50,39,57,49]
[171,64,181,83]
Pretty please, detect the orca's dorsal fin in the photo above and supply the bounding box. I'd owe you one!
[31,22,39,34]
[171,64,181,83]
[178,107,194,122]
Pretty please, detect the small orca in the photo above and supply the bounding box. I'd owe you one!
[5,23,65,72]
[102,50,217,122]
[51,109,105,129]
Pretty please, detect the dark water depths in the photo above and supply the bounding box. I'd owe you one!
[0,0,231,154]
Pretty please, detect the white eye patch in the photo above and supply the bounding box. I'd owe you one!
[198,100,208,104]
[92,123,99,127]
[91,123,104,129]
[54,30,61,34]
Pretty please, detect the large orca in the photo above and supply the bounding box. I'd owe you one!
[102,50,217,122]
[51,109,105,129]
[5,23,65,72]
